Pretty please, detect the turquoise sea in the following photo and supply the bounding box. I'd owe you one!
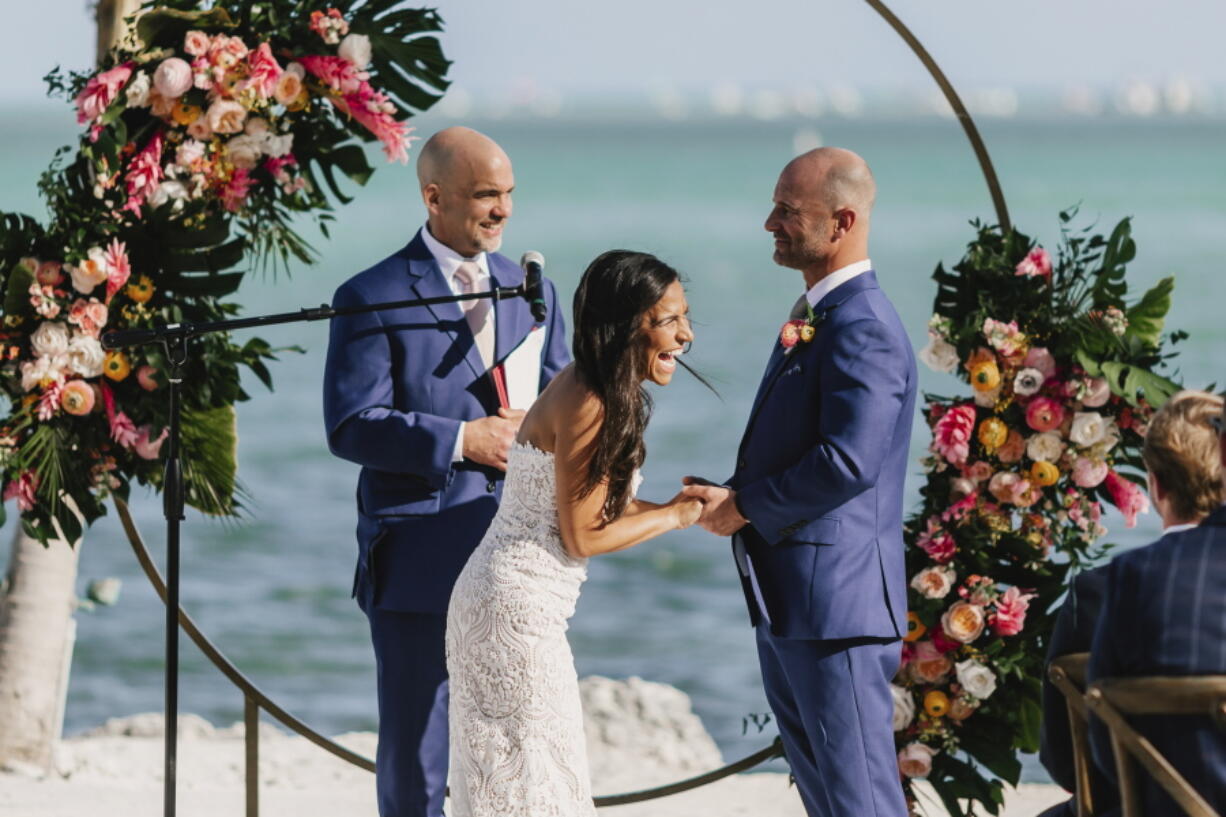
[1,105,1222,783]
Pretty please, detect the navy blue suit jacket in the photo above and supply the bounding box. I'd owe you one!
[1089,505,1226,814]
[323,230,569,614]
[730,271,917,640]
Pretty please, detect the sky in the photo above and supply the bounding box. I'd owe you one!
[2,0,1224,109]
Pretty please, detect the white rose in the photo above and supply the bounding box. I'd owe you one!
[20,355,66,391]
[225,133,264,170]
[176,139,206,167]
[910,565,956,600]
[890,684,915,731]
[30,321,70,359]
[70,247,110,295]
[338,33,372,69]
[125,71,152,108]
[66,334,105,379]
[244,117,270,136]
[153,57,194,99]
[150,180,189,211]
[955,659,998,700]
[1069,411,1106,448]
[919,335,958,373]
[263,131,294,158]
[1026,431,1066,464]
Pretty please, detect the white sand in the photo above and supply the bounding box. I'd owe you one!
[0,679,1070,816]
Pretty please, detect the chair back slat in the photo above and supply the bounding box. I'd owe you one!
[1049,653,1096,816]
[1098,677,1226,719]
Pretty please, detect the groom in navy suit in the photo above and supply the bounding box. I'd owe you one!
[323,127,569,817]
[685,147,916,817]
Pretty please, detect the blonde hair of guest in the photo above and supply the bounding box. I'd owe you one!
[1141,389,1225,524]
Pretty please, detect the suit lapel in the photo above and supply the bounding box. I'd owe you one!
[488,254,532,365]
[404,235,487,381]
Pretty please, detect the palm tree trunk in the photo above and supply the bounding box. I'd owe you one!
[0,529,79,770]
[0,0,140,771]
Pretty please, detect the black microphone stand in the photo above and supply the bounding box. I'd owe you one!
[101,281,536,817]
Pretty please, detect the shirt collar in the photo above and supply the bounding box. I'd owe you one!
[421,224,490,286]
[804,258,873,310]
[1163,522,1198,534]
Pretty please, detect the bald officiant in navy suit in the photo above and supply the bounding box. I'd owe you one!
[323,127,569,817]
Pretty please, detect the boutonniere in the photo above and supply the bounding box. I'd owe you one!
[779,304,827,351]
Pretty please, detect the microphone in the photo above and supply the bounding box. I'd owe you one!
[519,251,548,322]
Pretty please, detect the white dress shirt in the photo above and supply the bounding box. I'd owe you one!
[420,225,495,463]
[803,258,873,310]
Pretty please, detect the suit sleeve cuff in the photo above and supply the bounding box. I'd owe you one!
[452,421,466,464]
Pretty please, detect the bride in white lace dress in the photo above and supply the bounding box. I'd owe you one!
[445,251,704,817]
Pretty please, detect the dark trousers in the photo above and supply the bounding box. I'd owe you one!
[756,625,908,817]
[368,609,449,817]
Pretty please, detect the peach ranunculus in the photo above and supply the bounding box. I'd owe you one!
[68,298,109,339]
[910,565,956,600]
[207,99,248,135]
[941,600,986,644]
[61,380,96,416]
[1015,247,1053,279]
[1071,456,1109,488]
[153,57,194,99]
[991,586,1035,636]
[898,742,938,779]
[933,403,976,467]
[1025,396,1065,433]
[997,430,1025,464]
[910,640,953,684]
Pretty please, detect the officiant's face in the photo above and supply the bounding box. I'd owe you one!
[427,151,515,256]
[765,169,833,271]
[641,280,693,386]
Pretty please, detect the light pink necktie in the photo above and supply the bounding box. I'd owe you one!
[454,261,495,370]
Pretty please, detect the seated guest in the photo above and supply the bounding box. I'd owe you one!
[1088,390,1226,815]
[1040,390,1224,817]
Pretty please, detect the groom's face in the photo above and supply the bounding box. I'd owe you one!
[765,170,833,271]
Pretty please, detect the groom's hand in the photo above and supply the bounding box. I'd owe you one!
[463,408,525,471]
[681,476,748,536]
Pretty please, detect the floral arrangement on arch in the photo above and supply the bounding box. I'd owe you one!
[892,211,1185,816]
[0,1,450,543]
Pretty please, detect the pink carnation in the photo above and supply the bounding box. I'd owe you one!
[917,518,957,563]
[3,470,39,512]
[244,42,283,99]
[184,30,211,58]
[1104,470,1150,528]
[991,586,1035,636]
[1015,247,1053,278]
[75,62,133,125]
[933,403,976,467]
[1025,396,1065,433]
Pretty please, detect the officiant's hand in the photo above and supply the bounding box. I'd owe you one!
[681,477,748,536]
[463,408,525,471]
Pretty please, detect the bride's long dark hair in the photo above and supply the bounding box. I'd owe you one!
[571,250,680,522]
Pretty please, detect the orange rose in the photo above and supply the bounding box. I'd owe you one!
[941,601,986,643]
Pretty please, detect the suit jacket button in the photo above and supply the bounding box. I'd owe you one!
[486,480,497,493]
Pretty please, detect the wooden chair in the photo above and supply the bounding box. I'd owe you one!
[1085,674,1226,817]
[1049,652,1098,817]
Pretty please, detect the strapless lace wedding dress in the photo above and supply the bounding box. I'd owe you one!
[445,442,598,817]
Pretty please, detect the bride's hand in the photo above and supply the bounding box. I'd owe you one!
[667,491,705,529]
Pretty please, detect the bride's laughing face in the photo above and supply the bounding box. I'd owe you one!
[641,280,693,386]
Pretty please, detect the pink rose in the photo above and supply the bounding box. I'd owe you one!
[186,117,213,141]
[898,742,938,779]
[991,586,1034,636]
[988,471,1020,504]
[942,600,987,643]
[1104,470,1150,528]
[75,63,133,124]
[68,298,109,339]
[1082,376,1111,408]
[1025,396,1065,433]
[153,57,193,99]
[184,30,211,57]
[997,430,1025,464]
[910,640,953,683]
[1010,479,1042,508]
[1024,346,1057,379]
[1015,247,1053,278]
[207,99,248,135]
[1071,457,1109,488]
[933,403,976,467]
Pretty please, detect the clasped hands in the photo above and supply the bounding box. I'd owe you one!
[678,476,748,536]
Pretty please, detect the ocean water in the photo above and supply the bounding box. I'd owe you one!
[1,105,1222,784]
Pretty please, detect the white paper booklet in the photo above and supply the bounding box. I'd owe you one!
[499,326,546,410]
